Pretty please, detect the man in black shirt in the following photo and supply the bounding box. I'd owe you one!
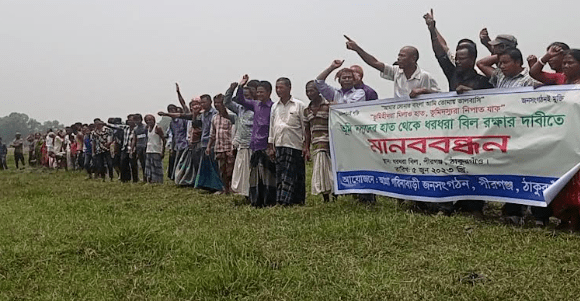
[423,10,491,217]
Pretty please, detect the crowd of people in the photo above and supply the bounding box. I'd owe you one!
[2,10,580,229]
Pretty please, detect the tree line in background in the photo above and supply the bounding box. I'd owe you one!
[0,112,64,141]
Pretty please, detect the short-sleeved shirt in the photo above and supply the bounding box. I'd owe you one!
[380,64,440,98]
[93,128,112,154]
[304,99,330,155]
[490,68,538,88]
[436,53,493,91]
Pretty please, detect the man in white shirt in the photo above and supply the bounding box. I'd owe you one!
[344,35,440,99]
[267,77,307,206]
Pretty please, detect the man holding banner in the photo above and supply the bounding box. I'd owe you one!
[424,9,492,216]
[316,59,376,203]
[477,47,539,224]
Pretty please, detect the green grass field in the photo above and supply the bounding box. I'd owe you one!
[1,151,580,300]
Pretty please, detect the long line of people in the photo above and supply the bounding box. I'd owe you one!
[2,10,580,229]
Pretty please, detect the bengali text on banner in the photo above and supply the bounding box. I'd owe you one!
[329,85,580,207]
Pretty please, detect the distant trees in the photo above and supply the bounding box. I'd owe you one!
[0,112,64,141]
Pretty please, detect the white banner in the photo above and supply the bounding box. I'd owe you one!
[329,85,580,207]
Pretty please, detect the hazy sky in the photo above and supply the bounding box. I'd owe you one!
[1,0,578,126]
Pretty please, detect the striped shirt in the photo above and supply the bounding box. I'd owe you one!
[490,67,538,88]
[304,99,330,155]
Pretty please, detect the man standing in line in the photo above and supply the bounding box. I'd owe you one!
[195,94,222,191]
[235,75,276,207]
[0,137,8,170]
[206,94,236,194]
[268,77,307,206]
[423,10,492,217]
[304,81,334,202]
[10,133,25,169]
[477,47,538,224]
[106,115,137,182]
[92,119,114,181]
[169,83,192,181]
[131,114,148,182]
[224,81,255,199]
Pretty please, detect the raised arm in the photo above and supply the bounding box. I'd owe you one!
[105,123,128,130]
[424,10,446,58]
[344,35,386,73]
[234,75,255,111]
[224,82,241,114]
[529,46,564,84]
[158,111,193,120]
[317,59,344,81]
[315,60,344,101]
[176,83,190,113]
[479,28,494,54]
[476,54,499,78]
